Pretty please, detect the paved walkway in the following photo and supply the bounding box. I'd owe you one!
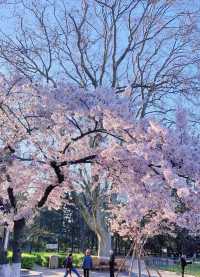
[33,266,195,277]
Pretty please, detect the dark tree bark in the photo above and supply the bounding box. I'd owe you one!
[0,237,7,265]
[12,218,26,264]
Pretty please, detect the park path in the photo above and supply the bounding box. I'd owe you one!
[33,265,195,277]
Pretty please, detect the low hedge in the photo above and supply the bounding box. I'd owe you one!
[6,251,84,269]
[34,252,83,267]
[35,253,49,267]
[72,253,84,267]
[7,252,36,269]
[34,252,84,268]
[21,253,37,269]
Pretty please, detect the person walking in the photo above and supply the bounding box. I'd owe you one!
[180,254,187,277]
[82,249,93,277]
[109,250,115,277]
[64,253,81,277]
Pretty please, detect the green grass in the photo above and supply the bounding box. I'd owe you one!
[157,262,200,277]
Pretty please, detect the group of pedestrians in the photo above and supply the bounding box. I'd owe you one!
[63,249,116,277]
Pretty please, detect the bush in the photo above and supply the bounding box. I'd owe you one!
[73,253,84,267]
[35,253,49,267]
[34,252,65,268]
[34,252,84,268]
[21,253,36,269]
[7,251,12,263]
[6,251,84,269]
[7,252,36,269]
[58,255,66,268]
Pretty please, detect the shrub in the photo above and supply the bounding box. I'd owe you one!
[73,253,84,267]
[7,251,12,263]
[35,253,49,267]
[7,252,36,269]
[19,251,84,268]
[35,252,84,268]
[21,253,36,269]
[58,255,66,268]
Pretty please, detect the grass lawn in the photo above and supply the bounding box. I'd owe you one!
[158,262,200,277]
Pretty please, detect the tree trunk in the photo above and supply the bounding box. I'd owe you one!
[128,252,135,277]
[138,256,142,277]
[85,219,112,257]
[77,194,112,257]
[95,210,112,257]
[0,227,11,277]
[84,209,112,257]
[0,244,10,277]
[12,218,25,277]
[96,229,111,257]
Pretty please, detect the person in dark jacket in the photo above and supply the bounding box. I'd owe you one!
[82,249,93,277]
[180,254,187,277]
[64,253,73,277]
[109,250,115,277]
[64,253,81,277]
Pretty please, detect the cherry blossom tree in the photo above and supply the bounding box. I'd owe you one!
[0,1,199,254]
[99,110,200,276]
[0,74,132,277]
[0,72,199,277]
